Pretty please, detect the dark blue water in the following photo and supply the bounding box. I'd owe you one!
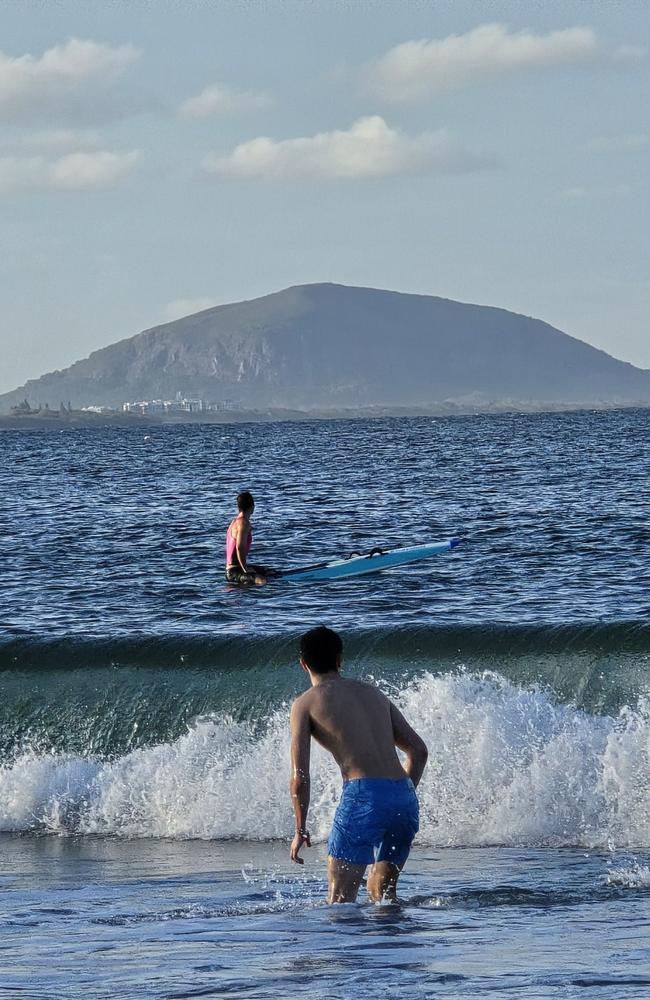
[3,409,649,641]
[2,410,650,997]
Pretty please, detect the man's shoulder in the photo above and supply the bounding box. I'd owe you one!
[290,689,314,713]
[346,677,387,698]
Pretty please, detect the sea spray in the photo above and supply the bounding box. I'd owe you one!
[1,671,649,847]
[606,862,650,888]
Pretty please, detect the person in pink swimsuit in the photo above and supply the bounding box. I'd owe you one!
[225,491,268,585]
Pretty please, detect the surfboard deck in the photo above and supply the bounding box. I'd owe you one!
[277,538,460,582]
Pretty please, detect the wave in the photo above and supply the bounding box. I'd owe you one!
[1,623,649,760]
[2,671,650,849]
[4,622,650,672]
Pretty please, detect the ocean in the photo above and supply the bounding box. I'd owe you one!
[2,409,650,998]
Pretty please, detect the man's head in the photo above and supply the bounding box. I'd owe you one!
[237,491,254,513]
[299,625,342,675]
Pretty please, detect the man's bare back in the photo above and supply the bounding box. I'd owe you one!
[292,677,417,782]
[289,626,428,904]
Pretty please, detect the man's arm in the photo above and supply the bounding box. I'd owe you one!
[289,697,312,864]
[389,701,428,788]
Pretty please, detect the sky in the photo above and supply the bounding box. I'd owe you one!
[0,0,648,394]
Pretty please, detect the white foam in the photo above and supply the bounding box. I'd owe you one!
[606,863,650,888]
[1,671,650,847]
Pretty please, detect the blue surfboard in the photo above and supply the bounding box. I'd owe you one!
[278,538,460,582]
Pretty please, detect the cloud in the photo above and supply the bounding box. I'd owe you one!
[1,128,103,153]
[0,37,140,123]
[587,133,649,153]
[203,115,494,180]
[162,298,220,321]
[612,44,647,65]
[179,83,272,119]
[558,184,630,201]
[365,23,601,101]
[0,150,140,193]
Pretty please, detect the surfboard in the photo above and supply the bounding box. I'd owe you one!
[278,538,460,582]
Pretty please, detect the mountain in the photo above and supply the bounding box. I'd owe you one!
[2,283,649,412]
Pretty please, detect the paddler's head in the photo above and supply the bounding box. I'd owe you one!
[236,490,255,515]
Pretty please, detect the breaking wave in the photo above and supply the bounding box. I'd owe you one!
[2,671,649,848]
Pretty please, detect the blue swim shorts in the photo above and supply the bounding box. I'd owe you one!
[327,777,419,868]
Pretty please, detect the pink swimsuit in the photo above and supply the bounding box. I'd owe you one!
[226,515,252,567]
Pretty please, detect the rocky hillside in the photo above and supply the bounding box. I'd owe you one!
[2,283,649,411]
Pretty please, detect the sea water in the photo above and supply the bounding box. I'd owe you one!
[1,410,650,998]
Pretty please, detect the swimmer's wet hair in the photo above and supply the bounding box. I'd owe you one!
[299,625,342,674]
[237,491,254,512]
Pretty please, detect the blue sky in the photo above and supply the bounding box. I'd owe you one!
[0,0,648,394]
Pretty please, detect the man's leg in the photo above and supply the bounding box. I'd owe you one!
[247,564,268,585]
[226,567,265,586]
[253,564,280,579]
[366,861,403,902]
[327,857,366,904]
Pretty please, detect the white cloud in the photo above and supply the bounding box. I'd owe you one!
[612,44,648,65]
[559,183,630,201]
[7,128,103,153]
[203,115,494,180]
[0,37,140,122]
[179,83,272,119]
[587,133,649,153]
[365,23,600,101]
[0,150,139,193]
[162,298,220,321]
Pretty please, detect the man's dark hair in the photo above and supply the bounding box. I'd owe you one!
[299,625,342,674]
[236,491,254,512]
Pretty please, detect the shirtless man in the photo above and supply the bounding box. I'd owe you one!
[225,491,267,585]
[289,625,428,904]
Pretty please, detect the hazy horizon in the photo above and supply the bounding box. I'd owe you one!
[1,0,648,394]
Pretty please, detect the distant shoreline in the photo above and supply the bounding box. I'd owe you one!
[1,400,648,430]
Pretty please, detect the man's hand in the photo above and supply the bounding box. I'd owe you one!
[290,830,311,864]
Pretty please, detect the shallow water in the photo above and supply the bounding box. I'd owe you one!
[3,838,650,999]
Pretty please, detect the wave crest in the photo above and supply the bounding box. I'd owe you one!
[1,671,649,848]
